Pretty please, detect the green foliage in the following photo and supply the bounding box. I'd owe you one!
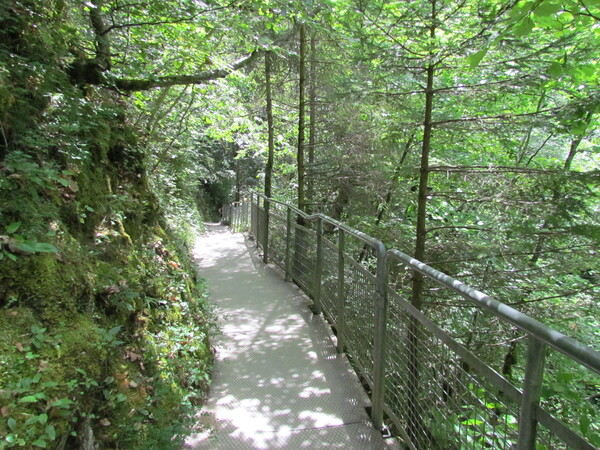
[1,1,215,447]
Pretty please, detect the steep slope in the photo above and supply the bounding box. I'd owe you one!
[0,2,213,448]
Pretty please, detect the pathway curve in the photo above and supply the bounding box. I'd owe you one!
[184,224,392,449]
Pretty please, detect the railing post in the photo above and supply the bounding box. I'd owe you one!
[285,207,292,282]
[233,203,238,230]
[312,216,323,315]
[263,197,270,264]
[336,228,345,354]
[518,337,546,449]
[251,193,257,239]
[255,195,260,249]
[372,248,388,432]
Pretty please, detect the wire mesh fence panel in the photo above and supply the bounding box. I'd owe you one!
[320,237,340,325]
[232,201,251,231]
[291,222,317,298]
[257,205,267,250]
[267,210,287,269]
[537,348,600,449]
[251,201,258,239]
[385,289,521,449]
[343,254,377,386]
[234,194,600,449]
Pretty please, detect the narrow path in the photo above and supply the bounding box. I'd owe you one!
[184,224,391,449]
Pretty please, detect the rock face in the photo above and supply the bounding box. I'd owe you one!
[81,418,99,450]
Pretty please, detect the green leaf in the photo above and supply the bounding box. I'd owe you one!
[14,241,39,253]
[38,413,48,425]
[571,120,589,136]
[548,61,562,78]
[534,1,561,17]
[109,326,122,336]
[49,398,73,409]
[7,418,16,430]
[581,413,591,435]
[461,418,484,425]
[19,395,39,403]
[46,425,56,440]
[6,222,21,233]
[32,439,47,448]
[514,17,534,36]
[33,243,58,253]
[25,415,39,426]
[467,48,488,68]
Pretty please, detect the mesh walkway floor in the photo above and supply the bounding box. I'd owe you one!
[185,224,393,449]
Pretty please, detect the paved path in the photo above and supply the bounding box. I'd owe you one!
[185,224,391,449]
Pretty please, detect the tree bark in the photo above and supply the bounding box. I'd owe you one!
[307,32,318,214]
[264,52,275,201]
[297,25,307,213]
[114,51,261,91]
[411,62,435,309]
[408,2,437,445]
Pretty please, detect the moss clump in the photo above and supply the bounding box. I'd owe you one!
[0,253,86,319]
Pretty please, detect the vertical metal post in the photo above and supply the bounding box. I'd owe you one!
[251,193,257,238]
[255,195,260,249]
[336,229,345,354]
[312,217,323,315]
[372,247,388,432]
[518,337,546,449]
[285,207,292,282]
[263,197,270,264]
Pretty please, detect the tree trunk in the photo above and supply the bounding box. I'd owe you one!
[263,51,274,264]
[530,111,594,264]
[265,52,274,201]
[297,24,307,213]
[375,134,414,226]
[408,2,437,445]
[411,63,435,308]
[307,32,318,214]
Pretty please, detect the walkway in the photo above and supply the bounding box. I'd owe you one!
[185,224,393,449]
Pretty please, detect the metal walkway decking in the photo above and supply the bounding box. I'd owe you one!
[184,224,392,449]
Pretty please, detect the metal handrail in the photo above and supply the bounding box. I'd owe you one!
[226,192,600,449]
[385,248,600,374]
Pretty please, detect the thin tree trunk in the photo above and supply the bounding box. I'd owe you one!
[516,91,546,166]
[265,51,274,201]
[297,24,307,213]
[307,32,318,214]
[530,111,593,264]
[263,51,275,264]
[358,134,414,262]
[408,2,437,445]
[375,134,414,226]
[411,64,435,309]
[292,25,309,284]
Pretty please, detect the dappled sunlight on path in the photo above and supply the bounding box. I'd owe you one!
[184,224,392,449]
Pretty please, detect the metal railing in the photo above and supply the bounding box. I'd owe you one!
[221,199,251,231]
[224,192,600,449]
